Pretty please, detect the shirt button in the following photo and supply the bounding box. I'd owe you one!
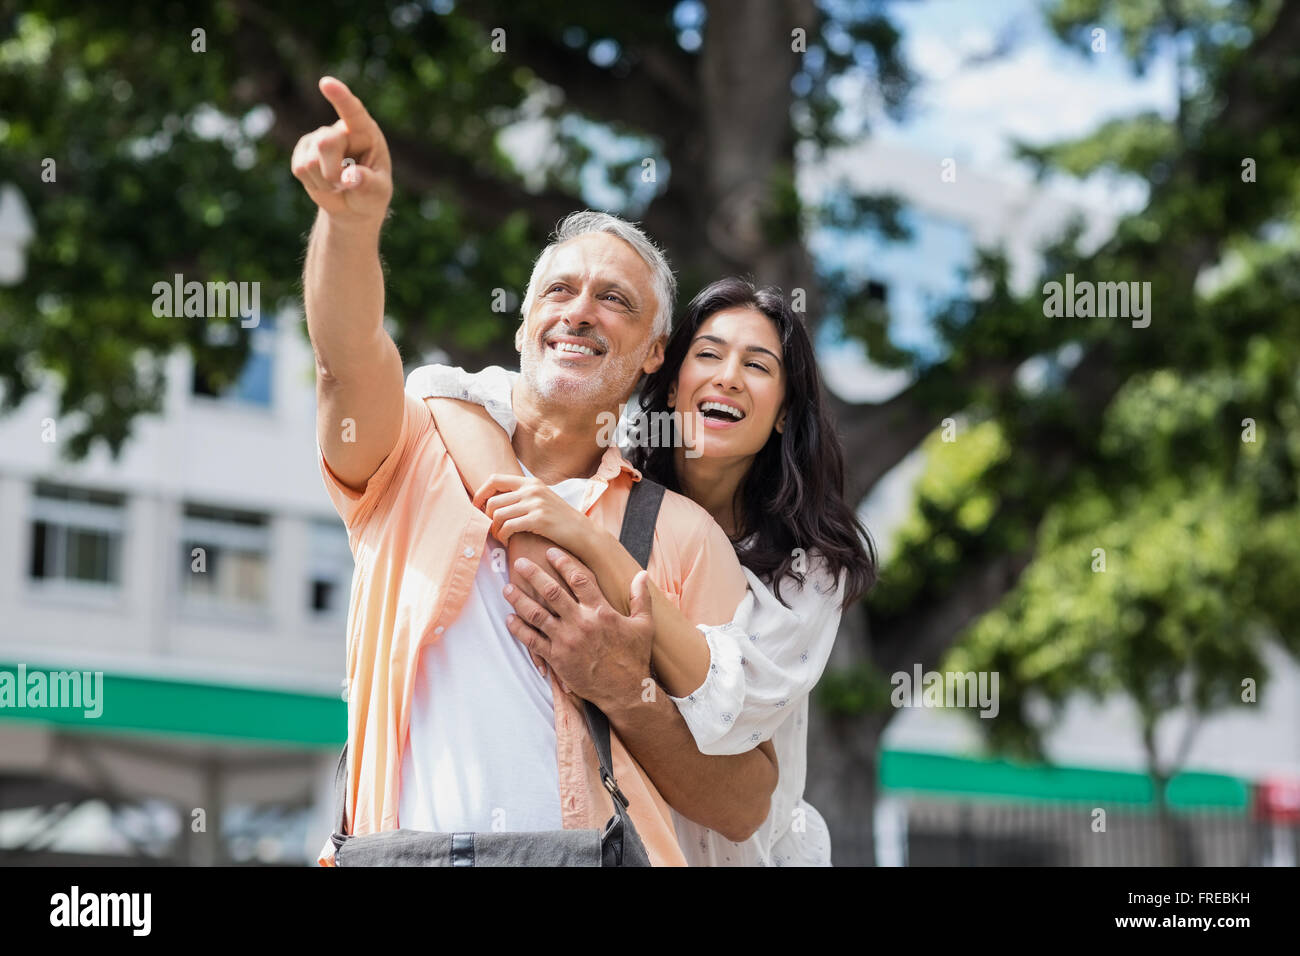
[435,625,445,635]
[463,547,474,558]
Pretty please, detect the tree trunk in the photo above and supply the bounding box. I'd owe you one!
[805,602,890,865]
[667,0,822,299]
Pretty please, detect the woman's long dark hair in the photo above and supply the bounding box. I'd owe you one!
[630,277,877,608]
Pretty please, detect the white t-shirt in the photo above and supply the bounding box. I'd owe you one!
[397,463,591,833]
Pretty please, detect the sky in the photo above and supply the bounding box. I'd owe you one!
[873,0,1177,182]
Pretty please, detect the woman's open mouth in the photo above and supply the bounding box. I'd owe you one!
[696,399,746,428]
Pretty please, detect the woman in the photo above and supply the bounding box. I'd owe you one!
[409,277,877,865]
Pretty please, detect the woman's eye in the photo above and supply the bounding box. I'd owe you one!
[747,362,769,372]
[696,351,719,360]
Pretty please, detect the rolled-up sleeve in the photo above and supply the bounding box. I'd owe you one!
[317,390,430,536]
[670,556,846,755]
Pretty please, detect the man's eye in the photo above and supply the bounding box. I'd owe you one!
[603,294,627,306]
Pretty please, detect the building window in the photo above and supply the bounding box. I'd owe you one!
[191,314,275,408]
[29,482,125,587]
[308,520,353,618]
[180,504,270,609]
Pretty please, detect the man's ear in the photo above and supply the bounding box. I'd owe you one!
[642,335,666,376]
[514,322,524,352]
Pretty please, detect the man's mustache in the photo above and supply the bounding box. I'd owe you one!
[542,327,608,352]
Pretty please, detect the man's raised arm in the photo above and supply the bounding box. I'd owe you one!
[293,76,403,492]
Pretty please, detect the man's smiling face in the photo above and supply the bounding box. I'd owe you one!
[517,232,665,408]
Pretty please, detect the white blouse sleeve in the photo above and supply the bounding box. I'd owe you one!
[404,364,519,437]
[668,554,847,755]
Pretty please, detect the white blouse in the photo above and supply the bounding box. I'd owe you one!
[404,364,845,866]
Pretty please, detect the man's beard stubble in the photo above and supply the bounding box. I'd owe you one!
[519,326,650,410]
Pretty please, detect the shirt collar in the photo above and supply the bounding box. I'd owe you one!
[594,443,642,484]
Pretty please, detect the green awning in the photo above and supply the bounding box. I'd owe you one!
[0,663,345,748]
[0,664,1255,810]
[881,749,1252,810]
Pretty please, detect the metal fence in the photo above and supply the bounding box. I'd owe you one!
[894,798,1297,866]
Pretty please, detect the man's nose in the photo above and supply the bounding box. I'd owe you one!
[562,292,600,329]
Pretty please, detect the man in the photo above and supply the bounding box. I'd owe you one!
[293,76,776,865]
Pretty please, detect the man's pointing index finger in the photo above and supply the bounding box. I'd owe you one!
[319,75,372,130]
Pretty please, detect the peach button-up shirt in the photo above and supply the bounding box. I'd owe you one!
[316,388,746,866]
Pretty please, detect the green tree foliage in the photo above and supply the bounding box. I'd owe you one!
[0,0,910,458]
[845,0,1300,812]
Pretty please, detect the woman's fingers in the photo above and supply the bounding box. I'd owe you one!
[496,517,536,543]
[489,501,535,543]
[473,474,525,511]
[486,500,528,528]
[480,490,520,519]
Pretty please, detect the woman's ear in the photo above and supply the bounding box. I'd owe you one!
[775,410,786,434]
[667,383,677,409]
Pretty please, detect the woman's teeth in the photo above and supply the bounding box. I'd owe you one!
[699,401,744,420]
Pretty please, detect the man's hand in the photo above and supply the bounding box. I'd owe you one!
[504,548,653,712]
[291,76,393,224]
[504,531,566,676]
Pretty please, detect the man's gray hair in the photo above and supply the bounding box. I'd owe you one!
[520,211,675,339]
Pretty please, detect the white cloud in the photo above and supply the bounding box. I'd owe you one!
[873,0,1177,182]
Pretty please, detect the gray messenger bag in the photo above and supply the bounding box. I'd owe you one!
[328,477,666,867]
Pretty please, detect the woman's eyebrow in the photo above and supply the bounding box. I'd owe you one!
[746,345,782,365]
[690,333,782,365]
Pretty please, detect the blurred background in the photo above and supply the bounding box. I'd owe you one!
[1,0,1297,866]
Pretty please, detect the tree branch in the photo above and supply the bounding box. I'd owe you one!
[873,543,1036,678]
[827,354,1022,504]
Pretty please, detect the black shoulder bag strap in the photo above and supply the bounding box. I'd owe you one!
[333,477,667,865]
[583,475,664,865]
